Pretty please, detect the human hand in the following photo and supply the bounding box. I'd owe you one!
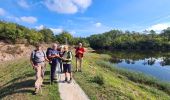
[55,54,59,58]
[61,58,66,61]
[78,51,83,54]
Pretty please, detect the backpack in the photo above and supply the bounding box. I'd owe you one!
[63,51,72,60]
[67,51,72,59]
[46,48,53,60]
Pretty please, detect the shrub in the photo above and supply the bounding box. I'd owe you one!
[92,75,104,85]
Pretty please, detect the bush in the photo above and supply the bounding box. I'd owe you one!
[92,75,104,85]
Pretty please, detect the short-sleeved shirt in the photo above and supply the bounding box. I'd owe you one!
[48,49,59,65]
[31,50,46,63]
[75,47,85,58]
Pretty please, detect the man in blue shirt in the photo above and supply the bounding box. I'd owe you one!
[48,43,60,84]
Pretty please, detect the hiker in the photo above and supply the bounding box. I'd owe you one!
[30,44,49,94]
[48,43,60,84]
[58,45,64,73]
[75,43,85,72]
[61,45,73,83]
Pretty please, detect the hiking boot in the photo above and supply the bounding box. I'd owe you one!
[65,77,68,82]
[68,78,72,83]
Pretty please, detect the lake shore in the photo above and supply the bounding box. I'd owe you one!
[72,51,170,100]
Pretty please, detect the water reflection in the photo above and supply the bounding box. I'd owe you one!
[111,57,170,67]
[99,50,170,82]
[110,51,170,67]
[161,57,170,66]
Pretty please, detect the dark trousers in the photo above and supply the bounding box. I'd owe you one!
[50,64,57,82]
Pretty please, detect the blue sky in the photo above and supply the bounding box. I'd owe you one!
[0,0,170,37]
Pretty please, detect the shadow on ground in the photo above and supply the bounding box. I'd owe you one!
[0,72,35,99]
[0,79,35,99]
[0,69,52,99]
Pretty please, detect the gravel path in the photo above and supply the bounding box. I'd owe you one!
[58,73,90,100]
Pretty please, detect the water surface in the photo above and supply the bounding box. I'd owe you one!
[107,51,170,82]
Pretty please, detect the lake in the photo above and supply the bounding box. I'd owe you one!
[106,51,170,82]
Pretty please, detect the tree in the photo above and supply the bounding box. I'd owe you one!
[55,31,73,44]
[25,29,43,44]
[39,28,54,43]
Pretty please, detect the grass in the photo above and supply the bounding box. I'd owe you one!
[72,51,170,100]
[97,61,170,95]
[0,58,60,100]
[1,49,170,100]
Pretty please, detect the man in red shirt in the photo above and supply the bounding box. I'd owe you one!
[75,43,85,72]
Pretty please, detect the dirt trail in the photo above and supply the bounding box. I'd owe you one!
[58,73,89,100]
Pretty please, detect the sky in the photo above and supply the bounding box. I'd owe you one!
[0,0,170,37]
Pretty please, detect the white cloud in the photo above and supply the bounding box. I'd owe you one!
[6,16,37,24]
[18,0,30,8]
[35,25,63,34]
[6,16,20,22]
[72,0,92,9]
[35,25,44,30]
[0,8,5,16]
[50,28,63,34]
[95,22,102,27]
[44,0,92,14]
[20,16,37,24]
[147,23,170,32]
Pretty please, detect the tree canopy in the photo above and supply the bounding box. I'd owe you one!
[0,21,89,46]
[1,20,170,50]
[87,29,170,50]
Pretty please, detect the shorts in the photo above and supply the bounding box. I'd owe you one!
[63,64,71,73]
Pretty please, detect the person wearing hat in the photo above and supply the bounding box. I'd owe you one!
[30,43,49,94]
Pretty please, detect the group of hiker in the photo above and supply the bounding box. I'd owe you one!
[30,43,85,94]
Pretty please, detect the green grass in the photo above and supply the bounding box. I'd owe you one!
[0,58,60,100]
[97,61,170,95]
[72,52,170,100]
[1,51,170,100]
